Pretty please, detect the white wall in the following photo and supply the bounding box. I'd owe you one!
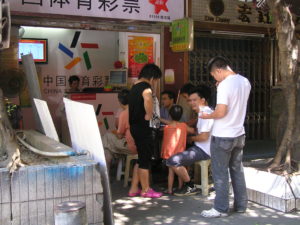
[21,27,119,134]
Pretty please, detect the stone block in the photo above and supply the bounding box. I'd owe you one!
[0,155,103,225]
[245,167,299,212]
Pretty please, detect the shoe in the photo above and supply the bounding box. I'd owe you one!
[128,189,141,197]
[234,209,246,213]
[173,185,199,196]
[140,188,163,198]
[201,208,228,218]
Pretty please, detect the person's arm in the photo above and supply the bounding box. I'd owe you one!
[111,129,124,139]
[115,111,126,139]
[186,117,197,127]
[159,117,172,125]
[188,132,210,142]
[142,88,153,120]
[200,104,227,119]
[186,125,196,134]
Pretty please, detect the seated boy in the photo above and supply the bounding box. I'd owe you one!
[161,105,195,194]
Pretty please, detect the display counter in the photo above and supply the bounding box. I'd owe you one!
[62,92,119,145]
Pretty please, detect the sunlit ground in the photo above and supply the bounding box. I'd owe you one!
[111,181,300,225]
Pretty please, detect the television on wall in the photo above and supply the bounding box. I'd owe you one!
[18,38,48,63]
[108,69,128,88]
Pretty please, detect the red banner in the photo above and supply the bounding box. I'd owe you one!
[70,93,96,100]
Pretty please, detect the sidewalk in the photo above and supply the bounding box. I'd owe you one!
[111,181,299,225]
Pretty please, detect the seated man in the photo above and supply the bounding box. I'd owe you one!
[177,83,196,123]
[102,89,137,170]
[67,75,80,92]
[160,90,175,125]
[166,85,214,196]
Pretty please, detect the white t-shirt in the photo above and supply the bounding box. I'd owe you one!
[212,74,251,138]
[195,106,214,156]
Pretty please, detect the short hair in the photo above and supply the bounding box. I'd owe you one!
[118,89,130,105]
[68,75,80,84]
[180,83,195,94]
[207,56,231,73]
[138,63,162,80]
[188,85,211,103]
[169,105,183,121]
[161,90,176,101]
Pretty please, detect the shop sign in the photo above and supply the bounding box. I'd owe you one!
[204,15,230,23]
[170,17,194,52]
[128,36,154,77]
[10,0,184,23]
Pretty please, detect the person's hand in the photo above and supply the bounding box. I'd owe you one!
[187,136,194,144]
[145,114,151,121]
[199,112,210,119]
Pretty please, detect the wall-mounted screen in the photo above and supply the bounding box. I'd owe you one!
[108,69,127,88]
[18,39,48,63]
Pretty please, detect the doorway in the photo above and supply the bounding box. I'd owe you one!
[189,34,273,140]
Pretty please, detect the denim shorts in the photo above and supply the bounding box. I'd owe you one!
[166,145,210,167]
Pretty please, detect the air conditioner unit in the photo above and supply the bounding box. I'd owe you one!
[0,1,11,49]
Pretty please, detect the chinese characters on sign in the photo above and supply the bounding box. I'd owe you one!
[12,0,184,22]
[237,3,252,23]
[128,36,154,77]
[43,75,104,88]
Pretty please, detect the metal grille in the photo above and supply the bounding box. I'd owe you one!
[189,35,271,140]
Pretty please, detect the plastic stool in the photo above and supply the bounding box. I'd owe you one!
[194,159,212,196]
[116,157,125,181]
[123,154,138,187]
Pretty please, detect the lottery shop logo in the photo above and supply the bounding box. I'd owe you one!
[149,0,169,14]
[58,31,99,71]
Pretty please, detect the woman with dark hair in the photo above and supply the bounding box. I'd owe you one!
[128,63,163,198]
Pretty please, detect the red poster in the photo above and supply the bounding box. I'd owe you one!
[128,36,154,77]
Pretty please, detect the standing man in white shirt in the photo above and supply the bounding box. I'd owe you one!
[200,56,251,218]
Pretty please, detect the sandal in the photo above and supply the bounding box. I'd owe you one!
[163,190,173,195]
[140,188,163,198]
[128,189,141,197]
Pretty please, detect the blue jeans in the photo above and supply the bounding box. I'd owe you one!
[211,135,248,213]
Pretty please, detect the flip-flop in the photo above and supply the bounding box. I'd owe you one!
[140,188,163,198]
[128,189,141,197]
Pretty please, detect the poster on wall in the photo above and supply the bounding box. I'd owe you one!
[170,18,194,52]
[128,36,154,77]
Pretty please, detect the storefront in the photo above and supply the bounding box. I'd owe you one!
[187,0,282,141]
[5,0,186,139]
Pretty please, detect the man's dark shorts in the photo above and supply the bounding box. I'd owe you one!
[166,145,210,167]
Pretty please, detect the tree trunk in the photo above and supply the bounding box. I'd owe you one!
[270,0,299,172]
[0,88,19,168]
